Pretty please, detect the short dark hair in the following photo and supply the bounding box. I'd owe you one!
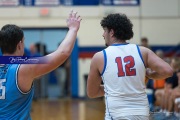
[100,13,133,41]
[141,37,148,42]
[0,24,24,54]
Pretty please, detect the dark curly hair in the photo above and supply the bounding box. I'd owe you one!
[100,13,133,41]
[0,24,24,54]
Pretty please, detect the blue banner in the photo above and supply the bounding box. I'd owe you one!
[101,0,140,6]
[22,0,99,6]
[0,56,48,64]
[21,0,34,6]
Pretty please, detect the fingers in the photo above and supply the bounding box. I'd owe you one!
[69,10,81,20]
[69,10,73,17]
[77,15,82,22]
[69,10,77,18]
[72,12,77,18]
[67,10,82,26]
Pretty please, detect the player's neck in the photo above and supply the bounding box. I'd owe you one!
[111,38,127,44]
[3,52,20,56]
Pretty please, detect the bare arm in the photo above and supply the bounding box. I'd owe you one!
[140,46,173,80]
[18,11,82,92]
[87,52,105,98]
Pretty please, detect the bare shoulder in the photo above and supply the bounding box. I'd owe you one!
[138,46,151,54]
[138,46,150,67]
[92,51,103,61]
[91,51,104,65]
[18,64,35,92]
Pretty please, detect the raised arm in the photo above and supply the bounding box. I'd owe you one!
[18,11,82,92]
[139,46,173,80]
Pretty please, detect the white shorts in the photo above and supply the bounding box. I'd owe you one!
[105,115,149,120]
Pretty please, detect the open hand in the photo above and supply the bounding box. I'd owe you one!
[66,10,82,32]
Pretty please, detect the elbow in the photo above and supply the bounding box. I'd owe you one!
[168,68,174,77]
[164,67,174,78]
[87,91,96,99]
[61,50,71,58]
[87,95,94,99]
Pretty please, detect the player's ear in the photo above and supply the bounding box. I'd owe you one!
[17,41,20,50]
[17,40,23,50]
[110,29,114,37]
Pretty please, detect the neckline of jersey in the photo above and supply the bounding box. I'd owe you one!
[111,43,129,46]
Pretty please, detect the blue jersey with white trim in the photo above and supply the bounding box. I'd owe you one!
[0,64,34,120]
[101,44,149,118]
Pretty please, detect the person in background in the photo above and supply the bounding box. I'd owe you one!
[165,58,180,117]
[140,37,151,49]
[29,43,42,100]
[172,70,180,117]
[29,43,41,57]
[0,48,2,56]
[35,42,48,56]
[54,42,70,97]
[158,57,179,115]
[154,50,166,106]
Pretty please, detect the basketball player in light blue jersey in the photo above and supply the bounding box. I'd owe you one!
[0,11,81,120]
[87,13,173,120]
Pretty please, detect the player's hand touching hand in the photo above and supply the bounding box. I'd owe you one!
[66,10,82,32]
[146,68,152,78]
[146,68,156,79]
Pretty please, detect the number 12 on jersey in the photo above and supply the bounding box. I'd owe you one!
[115,56,136,77]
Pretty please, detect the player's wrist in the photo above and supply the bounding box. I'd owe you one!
[69,28,79,33]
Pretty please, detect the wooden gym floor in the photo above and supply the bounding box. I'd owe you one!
[31,98,105,120]
[31,98,165,120]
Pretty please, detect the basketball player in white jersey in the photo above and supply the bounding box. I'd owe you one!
[87,13,173,120]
